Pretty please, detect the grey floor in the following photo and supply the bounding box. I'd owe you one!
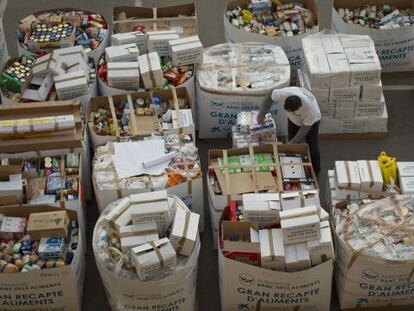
[3,0,414,310]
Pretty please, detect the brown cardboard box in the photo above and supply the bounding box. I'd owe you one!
[27,210,70,240]
[113,4,198,37]
[0,100,83,153]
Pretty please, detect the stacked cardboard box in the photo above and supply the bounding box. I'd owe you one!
[300,34,388,134]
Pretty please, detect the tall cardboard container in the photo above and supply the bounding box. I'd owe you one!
[224,0,319,69]
[0,205,85,311]
[332,0,414,72]
[218,207,333,311]
[93,196,200,311]
[196,43,290,139]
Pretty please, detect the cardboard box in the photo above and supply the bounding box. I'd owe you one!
[345,45,382,86]
[295,242,312,270]
[32,53,65,77]
[147,31,179,57]
[259,228,285,271]
[361,81,383,102]
[107,61,140,90]
[103,197,131,231]
[400,176,414,194]
[326,53,351,88]
[307,222,334,266]
[357,160,384,192]
[113,4,198,36]
[54,71,89,100]
[302,37,331,89]
[0,216,26,241]
[119,223,159,252]
[130,190,171,235]
[281,213,320,245]
[0,173,23,204]
[27,210,70,241]
[328,169,360,200]
[355,101,385,117]
[398,162,414,177]
[280,190,320,211]
[170,207,199,256]
[169,35,203,66]
[105,43,140,62]
[171,109,193,130]
[111,31,147,52]
[242,196,281,227]
[280,205,319,220]
[132,237,177,280]
[22,74,54,102]
[299,69,330,104]
[335,161,361,189]
[319,104,335,118]
[53,45,88,65]
[138,52,164,89]
[0,205,84,311]
[329,86,360,103]
[335,102,356,119]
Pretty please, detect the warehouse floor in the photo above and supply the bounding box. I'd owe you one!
[4,0,414,310]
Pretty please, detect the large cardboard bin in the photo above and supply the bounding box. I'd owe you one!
[0,205,85,311]
[332,0,414,72]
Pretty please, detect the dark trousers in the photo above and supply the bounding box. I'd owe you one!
[288,120,321,174]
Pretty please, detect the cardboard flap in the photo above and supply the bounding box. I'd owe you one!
[0,100,83,153]
[215,170,277,195]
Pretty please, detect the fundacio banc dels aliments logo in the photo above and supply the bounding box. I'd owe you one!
[238,273,256,286]
[361,270,379,282]
[210,99,225,110]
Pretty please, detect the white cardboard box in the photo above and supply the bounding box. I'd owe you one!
[302,37,331,89]
[345,46,382,86]
[280,190,320,211]
[105,43,140,62]
[335,161,361,189]
[138,52,164,89]
[242,200,280,227]
[170,208,199,256]
[120,223,159,252]
[295,242,311,270]
[22,73,54,101]
[147,31,179,57]
[54,71,89,100]
[328,170,360,200]
[319,104,335,118]
[169,36,203,66]
[355,101,385,117]
[130,191,171,235]
[307,224,334,266]
[398,162,414,177]
[32,53,65,77]
[361,81,383,102]
[357,160,384,193]
[132,237,177,280]
[281,214,320,245]
[107,62,140,90]
[335,102,356,119]
[400,176,414,194]
[54,45,88,65]
[329,86,360,103]
[111,31,147,52]
[259,228,285,271]
[0,174,22,202]
[326,53,351,88]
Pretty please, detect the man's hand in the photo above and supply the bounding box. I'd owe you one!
[257,113,265,124]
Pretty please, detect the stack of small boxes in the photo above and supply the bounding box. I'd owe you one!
[103,190,199,280]
[328,160,414,206]
[29,45,94,101]
[300,34,387,134]
[221,191,333,272]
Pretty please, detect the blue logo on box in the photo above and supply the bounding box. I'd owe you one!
[361,270,379,282]
[210,98,225,110]
[238,273,255,286]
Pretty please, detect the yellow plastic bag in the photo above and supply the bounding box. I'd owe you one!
[378,151,398,185]
[242,9,253,22]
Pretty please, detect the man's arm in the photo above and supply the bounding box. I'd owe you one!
[258,90,273,122]
[289,125,312,144]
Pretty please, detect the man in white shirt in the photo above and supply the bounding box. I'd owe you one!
[258,86,321,174]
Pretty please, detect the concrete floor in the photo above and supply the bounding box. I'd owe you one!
[3,0,414,310]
